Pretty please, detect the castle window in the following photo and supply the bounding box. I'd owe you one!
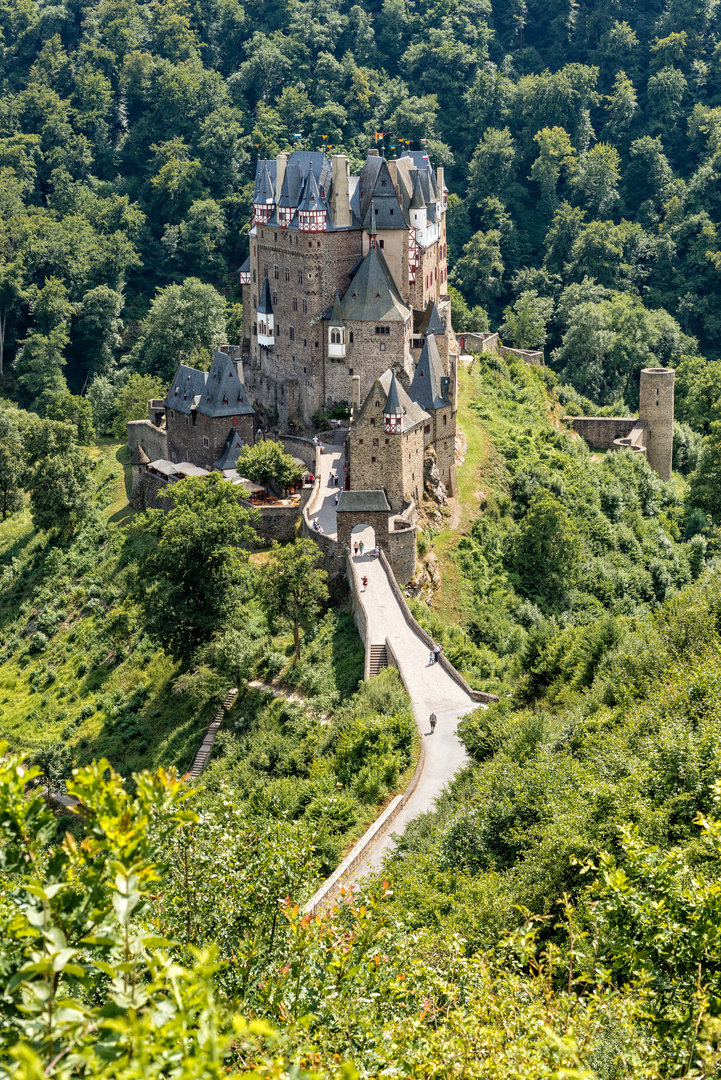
[443,415,447,425]
[203,437,209,448]
[349,331,354,343]
[375,326,390,335]
[272,292,278,305]
[302,300,307,313]
[293,297,298,311]
[379,239,384,248]
[349,368,353,374]
[223,395,228,404]
[289,327,295,341]
[303,338,307,347]
[371,456,376,462]
[315,341,319,348]
[232,417,238,426]
[370,417,375,425]
[373,438,378,446]
[274,232,277,241]
[285,267,290,281]
[264,266,268,277]
[358,438,363,444]
[424,424,430,434]
[274,265,279,279]
[308,240,312,247]
[253,323,257,335]
[253,245,256,255]
[252,269,256,283]
[380,343,385,351]
[385,438,389,444]
[317,240,321,247]
[253,295,257,307]
[298,270,303,284]
[185,415,189,425]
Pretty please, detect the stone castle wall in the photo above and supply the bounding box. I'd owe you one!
[127,420,168,461]
[566,417,638,450]
[165,409,255,468]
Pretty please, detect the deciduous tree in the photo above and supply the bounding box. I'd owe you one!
[258,538,328,659]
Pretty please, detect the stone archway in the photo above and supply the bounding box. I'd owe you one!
[350,522,375,556]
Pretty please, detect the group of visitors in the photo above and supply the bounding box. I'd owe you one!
[429,642,443,665]
[329,470,340,486]
[353,540,381,558]
[312,519,324,533]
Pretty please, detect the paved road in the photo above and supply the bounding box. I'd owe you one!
[307,444,344,540]
[348,552,478,876]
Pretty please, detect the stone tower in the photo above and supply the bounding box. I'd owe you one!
[638,367,675,481]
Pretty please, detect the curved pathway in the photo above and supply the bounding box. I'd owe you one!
[348,551,479,877]
[308,442,344,540]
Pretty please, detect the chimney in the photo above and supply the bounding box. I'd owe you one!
[351,374,361,417]
[368,148,379,157]
[331,154,351,228]
[276,152,289,198]
[436,166,444,203]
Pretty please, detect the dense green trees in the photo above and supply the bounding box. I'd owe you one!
[2,0,721,416]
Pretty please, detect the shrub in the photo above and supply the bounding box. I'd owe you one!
[29,632,48,653]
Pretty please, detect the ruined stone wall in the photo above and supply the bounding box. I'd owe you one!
[126,420,168,461]
[459,332,499,353]
[567,417,637,450]
[499,344,542,366]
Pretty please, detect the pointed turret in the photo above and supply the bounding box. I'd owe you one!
[298,171,328,232]
[257,278,274,347]
[384,372,404,433]
[329,293,343,327]
[409,170,425,209]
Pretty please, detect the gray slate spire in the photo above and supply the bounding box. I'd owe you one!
[329,293,343,327]
[384,372,404,416]
[257,277,273,315]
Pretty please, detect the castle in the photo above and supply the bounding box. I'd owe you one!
[239,148,453,429]
[126,147,460,575]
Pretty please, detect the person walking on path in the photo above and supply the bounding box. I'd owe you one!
[354,541,359,556]
[334,493,339,506]
[429,649,435,665]
[362,575,368,589]
[429,712,437,733]
[433,643,442,663]
[374,543,380,557]
[359,540,364,555]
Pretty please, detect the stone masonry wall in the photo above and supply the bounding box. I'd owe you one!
[638,367,675,482]
[567,417,637,450]
[165,409,255,469]
[349,412,424,513]
[323,317,412,410]
[127,420,168,461]
[246,227,363,424]
[386,521,417,584]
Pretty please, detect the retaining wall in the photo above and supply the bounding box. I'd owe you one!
[304,635,428,917]
[498,344,542,366]
[346,548,372,680]
[566,416,637,450]
[378,550,499,704]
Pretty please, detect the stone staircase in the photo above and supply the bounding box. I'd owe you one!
[369,644,388,676]
[188,687,238,778]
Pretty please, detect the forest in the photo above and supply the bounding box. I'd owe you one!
[2,0,721,418]
[3,0,721,1076]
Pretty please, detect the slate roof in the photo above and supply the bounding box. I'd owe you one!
[166,364,208,415]
[213,429,246,470]
[352,155,408,231]
[416,300,445,337]
[357,370,428,433]
[298,169,327,212]
[340,247,410,323]
[410,335,451,412]
[257,277,273,315]
[197,351,255,419]
[384,372,403,415]
[337,489,391,513]
[239,254,250,274]
[254,160,275,203]
[329,294,343,327]
[131,446,149,465]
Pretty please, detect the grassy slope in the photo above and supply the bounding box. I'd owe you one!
[426,359,501,624]
[0,442,214,776]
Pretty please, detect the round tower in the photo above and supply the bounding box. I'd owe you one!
[638,367,675,481]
